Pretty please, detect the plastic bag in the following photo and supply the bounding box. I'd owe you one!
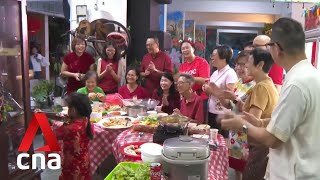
[104,93,123,106]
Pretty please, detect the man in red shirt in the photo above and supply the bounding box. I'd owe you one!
[174,74,204,124]
[252,35,283,92]
[140,36,173,96]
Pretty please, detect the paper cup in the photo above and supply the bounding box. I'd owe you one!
[92,102,100,111]
[210,128,219,141]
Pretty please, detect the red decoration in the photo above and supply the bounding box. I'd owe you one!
[27,16,42,35]
[311,41,317,67]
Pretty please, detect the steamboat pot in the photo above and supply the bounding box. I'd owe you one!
[126,105,147,117]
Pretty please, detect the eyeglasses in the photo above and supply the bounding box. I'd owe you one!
[235,63,246,67]
[76,44,86,47]
[106,49,115,53]
[175,81,189,86]
[265,42,284,51]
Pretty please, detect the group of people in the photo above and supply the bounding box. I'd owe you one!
[55,17,320,180]
[221,17,320,180]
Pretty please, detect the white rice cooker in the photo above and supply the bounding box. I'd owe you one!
[161,136,211,180]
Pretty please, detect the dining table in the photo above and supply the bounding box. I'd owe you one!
[112,129,229,180]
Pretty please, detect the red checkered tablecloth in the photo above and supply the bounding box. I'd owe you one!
[112,129,229,180]
[52,121,126,175]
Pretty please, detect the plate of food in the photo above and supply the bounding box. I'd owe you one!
[107,111,127,116]
[107,105,122,111]
[132,116,159,133]
[97,116,133,129]
[119,142,145,160]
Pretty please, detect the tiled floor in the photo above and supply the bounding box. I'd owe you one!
[34,134,235,180]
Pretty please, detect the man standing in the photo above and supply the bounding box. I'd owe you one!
[221,18,320,179]
[140,36,173,97]
[252,35,284,92]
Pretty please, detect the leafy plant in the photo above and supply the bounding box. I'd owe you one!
[0,102,13,122]
[31,80,54,105]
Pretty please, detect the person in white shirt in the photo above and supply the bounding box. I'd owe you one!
[202,45,238,138]
[30,45,50,79]
[220,17,320,180]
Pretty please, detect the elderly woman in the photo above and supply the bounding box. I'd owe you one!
[97,41,124,94]
[118,68,149,99]
[218,51,255,180]
[77,71,105,102]
[221,48,279,180]
[152,72,180,114]
[202,45,238,138]
[174,73,204,124]
[60,36,95,94]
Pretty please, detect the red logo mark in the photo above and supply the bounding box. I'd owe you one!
[18,113,61,152]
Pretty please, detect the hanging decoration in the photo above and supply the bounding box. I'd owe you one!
[304,4,320,31]
[27,16,42,35]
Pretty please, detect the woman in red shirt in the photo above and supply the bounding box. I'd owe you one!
[118,68,148,99]
[178,40,210,99]
[152,72,180,114]
[60,36,95,94]
[97,41,121,94]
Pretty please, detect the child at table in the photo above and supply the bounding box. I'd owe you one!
[77,71,105,102]
[55,92,93,180]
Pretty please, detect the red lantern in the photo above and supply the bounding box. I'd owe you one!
[27,16,42,35]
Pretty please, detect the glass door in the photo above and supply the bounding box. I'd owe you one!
[0,0,32,178]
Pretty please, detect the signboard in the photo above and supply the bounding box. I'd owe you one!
[27,1,65,18]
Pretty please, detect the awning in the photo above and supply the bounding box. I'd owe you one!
[26,0,68,18]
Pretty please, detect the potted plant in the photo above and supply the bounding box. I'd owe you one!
[31,80,54,109]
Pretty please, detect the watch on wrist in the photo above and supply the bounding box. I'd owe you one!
[243,124,248,134]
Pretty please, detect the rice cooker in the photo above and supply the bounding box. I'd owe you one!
[161,136,211,180]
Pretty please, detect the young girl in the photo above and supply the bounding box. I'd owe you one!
[55,93,93,180]
[77,71,105,102]
[97,41,121,94]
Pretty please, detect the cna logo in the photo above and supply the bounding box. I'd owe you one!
[17,113,61,170]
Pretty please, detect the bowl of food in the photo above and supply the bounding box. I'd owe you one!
[122,99,143,107]
[140,99,160,110]
[158,114,194,134]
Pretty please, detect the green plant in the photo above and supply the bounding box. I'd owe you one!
[31,80,54,104]
[1,102,13,122]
